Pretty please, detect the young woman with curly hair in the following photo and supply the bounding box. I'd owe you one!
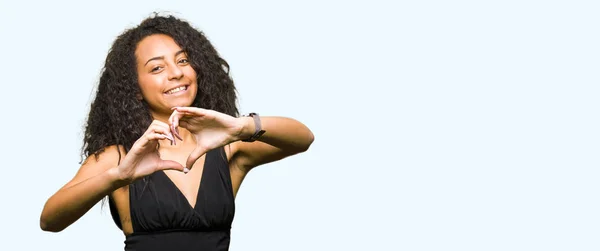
[40,14,314,251]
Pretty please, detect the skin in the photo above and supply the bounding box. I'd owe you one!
[40,34,314,235]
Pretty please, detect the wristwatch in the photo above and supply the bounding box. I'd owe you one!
[242,112,266,142]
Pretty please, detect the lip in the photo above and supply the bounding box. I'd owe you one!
[164,84,190,95]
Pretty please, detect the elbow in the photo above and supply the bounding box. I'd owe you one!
[40,220,63,233]
[40,214,65,233]
[39,220,51,232]
[39,221,52,232]
[299,131,315,153]
[307,132,315,150]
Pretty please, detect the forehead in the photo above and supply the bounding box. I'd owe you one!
[135,34,183,61]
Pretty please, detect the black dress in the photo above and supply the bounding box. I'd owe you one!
[109,147,236,250]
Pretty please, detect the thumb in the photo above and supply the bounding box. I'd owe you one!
[156,160,186,173]
[186,147,207,171]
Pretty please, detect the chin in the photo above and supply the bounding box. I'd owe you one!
[170,101,194,108]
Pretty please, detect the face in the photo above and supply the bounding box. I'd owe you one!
[135,34,198,116]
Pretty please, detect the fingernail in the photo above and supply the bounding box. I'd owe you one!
[175,127,183,140]
[183,167,190,174]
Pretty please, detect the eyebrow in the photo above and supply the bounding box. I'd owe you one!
[144,50,186,66]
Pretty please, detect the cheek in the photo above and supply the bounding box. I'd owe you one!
[185,67,198,80]
[187,69,199,91]
[138,75,162,94]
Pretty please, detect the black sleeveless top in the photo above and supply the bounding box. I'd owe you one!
[109,147,236,251]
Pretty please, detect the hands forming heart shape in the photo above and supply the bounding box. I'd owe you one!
[116,107,246,183]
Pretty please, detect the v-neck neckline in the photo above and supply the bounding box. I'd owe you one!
[159,150,210,210]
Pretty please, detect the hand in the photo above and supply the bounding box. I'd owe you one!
[116,120,186,182]
[169,107,248,169]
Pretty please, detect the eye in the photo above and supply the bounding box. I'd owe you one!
[151,66,163,73]
[178,58,189,64]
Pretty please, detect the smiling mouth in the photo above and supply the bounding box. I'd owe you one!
[165,85,189,95]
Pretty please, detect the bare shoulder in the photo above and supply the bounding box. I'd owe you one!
[81,145,125,167]
[62,145,126,190]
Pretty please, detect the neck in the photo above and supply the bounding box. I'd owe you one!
[150,110,171,124]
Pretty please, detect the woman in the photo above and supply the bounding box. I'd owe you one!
[40,14,314,250]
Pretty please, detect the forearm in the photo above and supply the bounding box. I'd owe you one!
[241,116,314,152]
[40,167,126,232]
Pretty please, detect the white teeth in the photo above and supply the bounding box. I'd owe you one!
[166,86,187,94]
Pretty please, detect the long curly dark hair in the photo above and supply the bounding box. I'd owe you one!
[82,14,238,160]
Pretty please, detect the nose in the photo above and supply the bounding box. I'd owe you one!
[167,63,184,81]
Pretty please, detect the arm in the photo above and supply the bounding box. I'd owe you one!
[40,120,186,232]
[231,116,314,170]
[40,146,127,232]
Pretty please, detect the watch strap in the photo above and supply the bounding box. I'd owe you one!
[242,112,266,142]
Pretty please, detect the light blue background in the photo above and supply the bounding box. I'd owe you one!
[0,0,598,250]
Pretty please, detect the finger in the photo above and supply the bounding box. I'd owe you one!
[148,121,173,136]
[147,124,175,144]
[167,114,175,145]
[168,111,176,137]
[156,160,187,173]
[152,127,174,143]
[173,106,208,116]
[171,110,197,118]
[141,132,172,146]
[186,147,207,171]
[150,119,172,131]
[169,110,183,141]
